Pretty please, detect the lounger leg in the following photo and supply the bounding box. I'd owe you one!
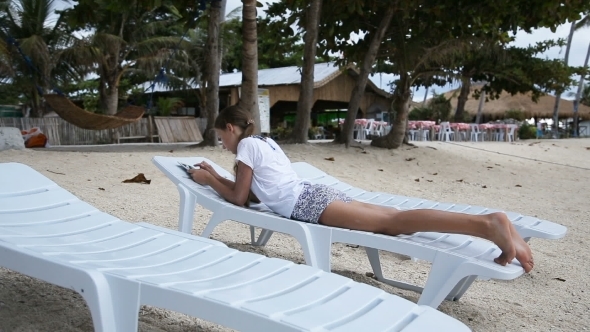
[248,226,275,246]
[365,247,423,294]
[417,254,470,308]
[0,247,119,331]
[445,275,478,301]
[298,226,332,272]
[366,247,385,280]
[177,184,197,234]
[100,277,141,332]
[201,209,228,238]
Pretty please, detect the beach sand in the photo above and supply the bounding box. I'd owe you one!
[0,138,588,331]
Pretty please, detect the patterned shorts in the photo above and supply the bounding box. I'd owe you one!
[290,183,353,224]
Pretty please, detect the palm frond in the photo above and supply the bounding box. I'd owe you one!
[575,14,590,31]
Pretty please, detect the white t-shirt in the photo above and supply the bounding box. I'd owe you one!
[235,136,308,218]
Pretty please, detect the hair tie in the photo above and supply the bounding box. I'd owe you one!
[247,119,255,125]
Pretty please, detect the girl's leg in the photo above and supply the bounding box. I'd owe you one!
[318,200,534,272]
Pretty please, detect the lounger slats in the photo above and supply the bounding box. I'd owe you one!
[0,189,79,213]
[329,295,421,332]
[0,213,119,237]
[140,251,265,286]
[168,258,292,294]
[1,222,136,247]
[100,245,232,277]
[280,283,385,329]
[0,200,99,225]
[206,264,322,304]
[240,273,355,315]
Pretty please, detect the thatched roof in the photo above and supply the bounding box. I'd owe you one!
[440,84,590,119]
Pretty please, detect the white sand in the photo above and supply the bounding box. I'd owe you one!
[0,138,588,332]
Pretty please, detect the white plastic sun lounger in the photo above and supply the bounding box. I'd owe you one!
[0,162,471,332]
[153,156,524,309]
[290,162,567,242]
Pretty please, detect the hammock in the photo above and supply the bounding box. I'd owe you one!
[43,94,145,131]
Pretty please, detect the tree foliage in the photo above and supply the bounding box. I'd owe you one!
[222,14,308,72]
[59,0,200,115]
[0,0,71,117]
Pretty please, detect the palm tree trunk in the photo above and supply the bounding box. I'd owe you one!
[104,84,119,115]
[454,76,471,122]
[238,0,260,134]
[475,89,486,124]
[200,0,222,146]
[573,40,590,137]
[552,20,576,137]
[339,5,394,147]
[291,0,323,143]
[422,87,429,106]
[371,73,411,149]
[30,88,43,118]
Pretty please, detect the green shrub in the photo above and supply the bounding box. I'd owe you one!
[430,94,452,121]
[518,122,537,139]
[271,126,292,140]
[156,97,184,116]
[409,106,433,120]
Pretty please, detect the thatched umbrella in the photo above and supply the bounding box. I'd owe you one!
[441,84,590,120]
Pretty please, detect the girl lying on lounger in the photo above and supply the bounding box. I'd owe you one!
[188,104,534,273]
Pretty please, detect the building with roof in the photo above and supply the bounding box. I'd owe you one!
[218,62,392,128]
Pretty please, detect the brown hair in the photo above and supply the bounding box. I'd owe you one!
[215,104,258,206]
[214,104,256,142]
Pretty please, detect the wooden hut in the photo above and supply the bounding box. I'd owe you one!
[218,62,392,127]
[442,84,590,120]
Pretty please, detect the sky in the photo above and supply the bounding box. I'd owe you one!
[52,0,589,101]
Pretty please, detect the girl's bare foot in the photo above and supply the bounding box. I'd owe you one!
[508,221,534,273]
[486,212,516,267]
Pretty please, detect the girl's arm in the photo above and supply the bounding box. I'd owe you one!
[211,173,260,204]
[191,161,254,206]
[197,162,259,203]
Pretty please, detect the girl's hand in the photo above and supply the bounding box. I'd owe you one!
[188,168,212,185]
[195,161,221,179]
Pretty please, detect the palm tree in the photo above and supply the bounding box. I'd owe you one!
[551,20,577,136]
[573,14,590,136]
[61,1,189,115]
[238,0,260,133]
[337,4,395,147]
[0,0,69,117]
[0,38,13,80]
[291,0,323,143]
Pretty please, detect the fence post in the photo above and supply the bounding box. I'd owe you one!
[148,115,154,143]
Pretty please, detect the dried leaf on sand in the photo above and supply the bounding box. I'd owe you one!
[122,173,151,184]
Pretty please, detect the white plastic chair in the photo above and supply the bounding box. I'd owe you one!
[495,128,505,141]
[469,124,485,142]
[0,162,471,332]
[507,124,518,142]
[370,121,384,137]
[313,126,326,139]
[439,122,454,142]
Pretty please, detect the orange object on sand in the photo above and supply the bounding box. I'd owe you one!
[25,133,48,148]
[22,127,48,148]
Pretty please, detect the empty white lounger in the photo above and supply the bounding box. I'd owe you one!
[152,156,525,309]
[0,162,470,332]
